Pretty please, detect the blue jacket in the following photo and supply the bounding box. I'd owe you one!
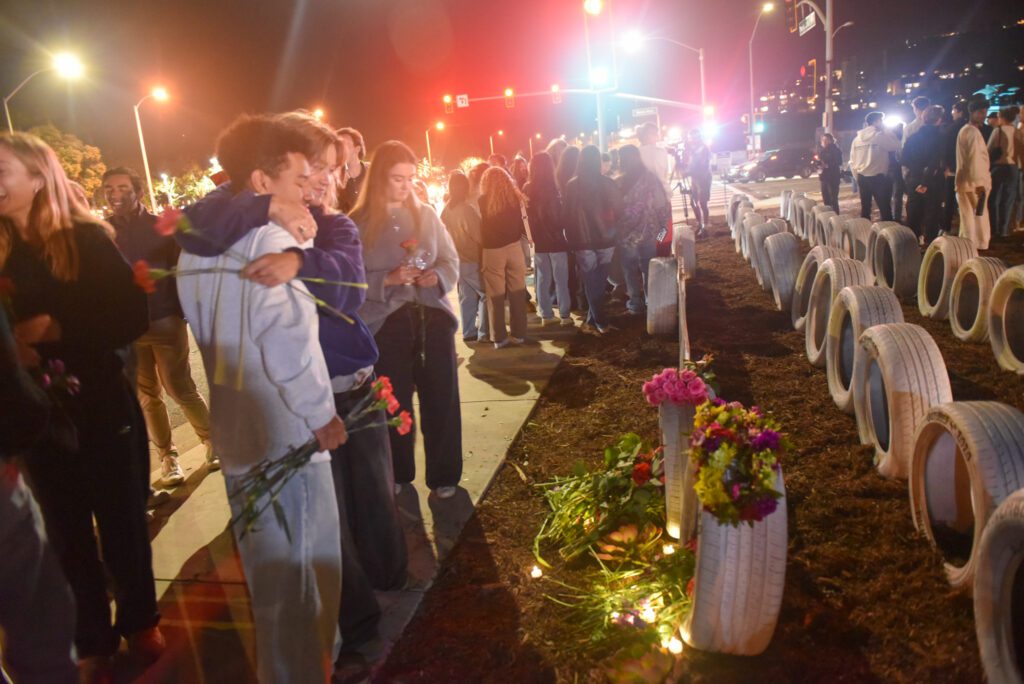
[180,185,378,380]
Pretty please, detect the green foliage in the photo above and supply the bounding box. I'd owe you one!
[28,124,106,199]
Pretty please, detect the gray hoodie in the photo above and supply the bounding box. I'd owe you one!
[849,126,900,177]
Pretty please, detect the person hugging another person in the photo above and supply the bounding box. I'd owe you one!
[351,141,463,500]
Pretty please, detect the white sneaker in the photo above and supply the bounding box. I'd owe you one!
[494,338,511,349]
[160,453,185,487]
[434,486,457,499]
[204,441,220,471]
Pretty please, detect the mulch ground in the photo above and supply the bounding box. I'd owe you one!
[377,219,1024,684]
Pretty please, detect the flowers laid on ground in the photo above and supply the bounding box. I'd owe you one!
[689,399,788,526]
[230,376,411,539]
[135,207,368,324]
[535,433,666,563]
[642,355,717,407]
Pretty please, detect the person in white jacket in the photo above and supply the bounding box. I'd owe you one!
[176,115,347,683]
[849,112,900,221]
[956,100,993,250]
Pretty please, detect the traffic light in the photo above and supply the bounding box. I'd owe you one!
[784,0,799,33]
[551,84,562,104]
[504,87,515,109]
[443,94,453,114]
[753,112,766,134]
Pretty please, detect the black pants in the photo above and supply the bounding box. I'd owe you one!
[26,379,158,658]
[941,175,958,234]
[820,172,841,213]
[857,173,893,221]
[907,181,943,243]
[690,173,712,227]
[330,382,409,651]
[374,305,462,490]
[891,172,906,223]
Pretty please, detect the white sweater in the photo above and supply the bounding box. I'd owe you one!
[955,124,992,193]
[177,223,336,475]
[849,126,899,177]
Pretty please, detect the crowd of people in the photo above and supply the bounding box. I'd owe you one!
[0,104,701,682]
[840,96,1023,250]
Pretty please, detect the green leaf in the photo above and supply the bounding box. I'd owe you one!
[272,499,292,543]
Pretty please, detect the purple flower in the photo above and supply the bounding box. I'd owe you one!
[40,374,52,389]
[751,429,781,452]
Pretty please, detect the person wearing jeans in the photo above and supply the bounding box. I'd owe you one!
[617,144,670,315]
[849,112,899,221]
[523,152,573,326]
[563,145,624,334]
[987,107,1021,238]
[441,171,489,341]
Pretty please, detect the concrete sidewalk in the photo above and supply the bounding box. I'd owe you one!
[137,292,574,682]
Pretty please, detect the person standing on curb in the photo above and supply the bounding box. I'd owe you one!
[956,100,993,250]
[849,112,900,221]
[103,167,215,486]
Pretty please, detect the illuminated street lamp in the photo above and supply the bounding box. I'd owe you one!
[583,0,603,15]
[134,86,170,210]
[425,120,444,168]
[4,52,85,133]
[489,129,504,155]
[622,30,707,111]
[748,2,775,155]
[581,0,618,151]
[312,107,325,120]
[528,132,543,158]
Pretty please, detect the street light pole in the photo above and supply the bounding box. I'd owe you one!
[133,93,160,211]
[425,128,433,169]
[4,69,50,134]
[796,0,848,133]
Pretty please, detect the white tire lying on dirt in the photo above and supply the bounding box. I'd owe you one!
[647,257,678,336]
[909,401,1024,591]
[949,257,1009,343]
[765,233,801,312]
[787,192,805,225]
[790,246,847,331]
[917,236,978,320]
[988,265,1024,375]
[750,222,783,291]
[728,195,745,232]
[742,213,766,263]
[813,210,837,248]
[682,470,787,656]
[780,190,792,220]
[865,221,903,277]
[841,218,873,261]
[827,215,847,250]
[796,199,816,240]
[852,323,952,478]
[735,208,756,254]
[805,258,873,367]
[873,224,922,300]
[674,225,697,279]
[973,489,1024,684]
[769,217,789,235]
[826,286,904,413]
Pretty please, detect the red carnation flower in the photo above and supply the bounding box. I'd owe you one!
[632,461,652,486]
[132,260,157,294]
[399,239,419,253]
[154,207,184,236]
[396,410,413,436]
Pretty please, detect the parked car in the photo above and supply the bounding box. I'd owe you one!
[729,148,820,183]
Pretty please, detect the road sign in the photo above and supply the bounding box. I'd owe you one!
[456,94,469,108]
[632,106,658,117]
[799,12,816,36]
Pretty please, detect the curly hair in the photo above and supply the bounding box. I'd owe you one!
[479,166,525,217]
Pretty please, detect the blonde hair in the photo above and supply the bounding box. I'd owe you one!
[479,166,524,217]
[0,133,112,281]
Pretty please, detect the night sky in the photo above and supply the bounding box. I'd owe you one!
[1,0,1020,170]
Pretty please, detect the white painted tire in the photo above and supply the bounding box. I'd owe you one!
[988,265,1024,375]
[805,258,873,367]
[826,286,904,414]
[865,221,903,277]
[909,401,1024,591]
[813,210,837,248]
[728,195,745,232]
[741,213,766,263]
[786,192,805,225]
[840,218,873,261]
[768,217,788,235]
[974,489,1024,684]
[735,208,756,254]
[873,224,922,300]
[780,190,792,221]
[917,236,978,320]
[673,225,697,280]
[950,257,1009,343]
[796,199,816,240]
[852,323,952,478]
[682,470,787,656]
[750,222,783,291]
[790,246,846,331]
[646,257,678,335]
[765,233,801,313]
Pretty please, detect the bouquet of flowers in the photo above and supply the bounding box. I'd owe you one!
[688,399,788,526]
[229,377,411,539]
[642,355,717,408]
[535,433,666,563]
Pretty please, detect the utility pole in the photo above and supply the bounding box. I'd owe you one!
[797,0,851,133]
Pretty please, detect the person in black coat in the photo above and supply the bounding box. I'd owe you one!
[0,132,160,680]
[902,105,947,244]
[818,133,843,213]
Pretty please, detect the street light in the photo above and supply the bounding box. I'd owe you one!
[489,129,504,155]
[581,0,618,151]
[748,2,775,156]
[583,0,603,15]
[134,86,169,210]
[425,121,444,168]
[312,107,325,120]
[4,52,85,133]
[621,30,707,111]
[795,0,851,132]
